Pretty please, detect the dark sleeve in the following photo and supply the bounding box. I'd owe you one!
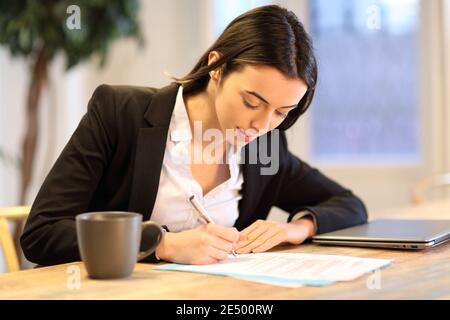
[274,133,368,234]
[139,225,169,263]
[20,84,117,266]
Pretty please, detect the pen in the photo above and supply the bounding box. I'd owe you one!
[189,195,238,257]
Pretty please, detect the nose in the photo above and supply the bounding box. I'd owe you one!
[250,109,273,133]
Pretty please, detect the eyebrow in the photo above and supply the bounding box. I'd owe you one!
[244,90,298,109]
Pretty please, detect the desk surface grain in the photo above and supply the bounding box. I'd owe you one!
[1,200,449,300]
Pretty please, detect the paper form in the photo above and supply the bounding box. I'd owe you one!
[154,252,393,287]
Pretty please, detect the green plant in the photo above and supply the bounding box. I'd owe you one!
[0,0,142,203]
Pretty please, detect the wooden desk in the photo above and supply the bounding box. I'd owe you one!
[1,200,449,299]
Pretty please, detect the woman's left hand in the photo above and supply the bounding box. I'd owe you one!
[235,218,315,254]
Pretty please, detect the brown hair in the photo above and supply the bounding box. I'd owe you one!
[174,5,317,130]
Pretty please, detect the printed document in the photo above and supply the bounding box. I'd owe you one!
[154,252,393,287]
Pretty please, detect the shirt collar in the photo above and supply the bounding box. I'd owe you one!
[169,85,192,142]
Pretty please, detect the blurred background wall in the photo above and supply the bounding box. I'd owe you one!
[1,0,449,272]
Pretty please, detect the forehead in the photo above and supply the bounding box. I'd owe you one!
[227,64,308,106]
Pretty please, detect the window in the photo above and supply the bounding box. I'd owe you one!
[212,0,271,37]
[309,0,420,163]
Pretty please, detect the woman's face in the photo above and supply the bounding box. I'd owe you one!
[212,64,308,146]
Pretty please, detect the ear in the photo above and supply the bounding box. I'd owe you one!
[208,51,222,81]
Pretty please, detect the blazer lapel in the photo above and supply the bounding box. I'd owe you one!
[128,83,180,220]
[234,130,278,230]
[235,145,262,230]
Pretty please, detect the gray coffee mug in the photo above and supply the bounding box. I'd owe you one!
[76,211,163,279]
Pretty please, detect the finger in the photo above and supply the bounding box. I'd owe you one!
[236,227,279,253]
[236,238,253,249]
[245,223,270,241]
[206,224,240,243]
[251,231,285,253]
[207,246,230,261]
[210,235,234,253]
[231,233,248,252]
[235,224,270,249]
[236,234,262,249]
[238,232,247,241]
[240,220,262,237]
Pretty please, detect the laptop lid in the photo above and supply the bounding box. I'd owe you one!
[312,219,450,244]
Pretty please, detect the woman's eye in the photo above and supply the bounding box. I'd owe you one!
[243,99,258,110]
[276,111,288,119]
[243,97,288,119]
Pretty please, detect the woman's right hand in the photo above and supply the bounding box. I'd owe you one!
[155,224,246,265]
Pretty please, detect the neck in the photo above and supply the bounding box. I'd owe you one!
[183,81,231,161]
[183,81,220,135]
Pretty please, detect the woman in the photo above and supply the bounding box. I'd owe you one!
[21,5,367,266]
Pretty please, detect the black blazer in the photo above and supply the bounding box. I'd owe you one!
[20,83,368,266]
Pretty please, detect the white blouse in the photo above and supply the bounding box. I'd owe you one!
[150,86,244,232]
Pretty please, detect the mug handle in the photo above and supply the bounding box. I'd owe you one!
[138,221,164,261]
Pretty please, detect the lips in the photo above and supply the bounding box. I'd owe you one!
[237,127,255,143]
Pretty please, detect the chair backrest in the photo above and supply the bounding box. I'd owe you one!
[0,206,30,272]
[411,173,450,205]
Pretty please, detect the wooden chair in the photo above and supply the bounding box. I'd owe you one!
[0,206,30,272]
[411,173,450,205]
